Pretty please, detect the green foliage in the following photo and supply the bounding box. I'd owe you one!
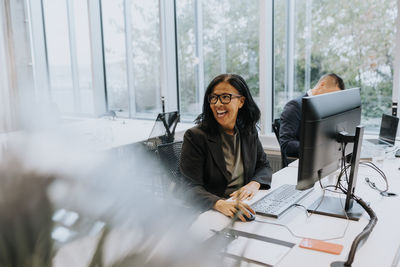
[106,0,396,123]
[177,0,260,115]
[288,0,396,121]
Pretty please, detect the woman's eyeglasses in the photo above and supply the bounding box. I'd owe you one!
[208,93,242,104]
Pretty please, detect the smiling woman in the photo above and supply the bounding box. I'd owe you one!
[180,74,273,222]
[209,83,245,135]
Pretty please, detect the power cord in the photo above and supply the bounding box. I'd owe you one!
[330,142,378,266]
[360,161,397,197]
[364,177,397,197]
[254,144,352,242]
[254,209,350,242]
[254,189,351,242]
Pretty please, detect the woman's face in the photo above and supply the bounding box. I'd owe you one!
[210,81,245,134]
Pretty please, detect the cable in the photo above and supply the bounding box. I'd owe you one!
[330,142,379,266]
[254,212,350,242]
[254,190,351,242]
[384,145,398,154]
[360,161,397,196]
[332,196,378,267]
[361,161,386,182]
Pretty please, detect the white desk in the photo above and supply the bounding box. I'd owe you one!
[288,159,298,168]
[57,117,193,151]
[190,157,400,266]
[0,117,193,153]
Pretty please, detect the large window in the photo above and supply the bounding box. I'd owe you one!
[102,0,162,118]
[42,0,94,114]
[101,0,128,116]
[274,0,397,132]
[43,0,73,113]
[28,0,399,134]
[176,0,260,120]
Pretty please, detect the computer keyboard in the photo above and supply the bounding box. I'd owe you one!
[252,184,313,218]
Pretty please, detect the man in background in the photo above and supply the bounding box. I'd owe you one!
[279,73,345,158]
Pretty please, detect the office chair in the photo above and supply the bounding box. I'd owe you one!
[156,141,186,196]
[145,111,180,151]
[272,118,296,168]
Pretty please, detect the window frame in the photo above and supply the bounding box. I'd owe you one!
[27,0,400,135]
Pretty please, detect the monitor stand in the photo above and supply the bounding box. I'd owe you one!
[307,126,365,221]
[307,196,364,221]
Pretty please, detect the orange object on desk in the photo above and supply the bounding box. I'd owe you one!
[299,238,343,255]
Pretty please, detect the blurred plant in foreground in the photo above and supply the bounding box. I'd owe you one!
[0,140,231,267]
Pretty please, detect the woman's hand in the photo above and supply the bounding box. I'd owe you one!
[213,199,255,222]
[230,181,260,201]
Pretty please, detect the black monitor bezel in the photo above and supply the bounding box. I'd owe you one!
[296,88,366,220]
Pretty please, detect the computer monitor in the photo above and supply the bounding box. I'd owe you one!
[379,113,399,145]
[297,88,365,220]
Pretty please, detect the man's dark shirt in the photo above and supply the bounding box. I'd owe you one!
[279,93,308,158]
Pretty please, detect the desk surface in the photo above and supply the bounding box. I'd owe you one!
[50,134,399,266]
[0,117,193,153]
[190,156,400,267]
[58,117,193,150]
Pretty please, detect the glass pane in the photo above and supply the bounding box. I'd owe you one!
[73,0,94,114]
[176,0,201,117]
[43,0,73,113]
[293,0,397,131]
[177,0,260,120]
[102,0,129,117]
[130,0,161,115]
[202,0,259,99]
[176,0,196,118]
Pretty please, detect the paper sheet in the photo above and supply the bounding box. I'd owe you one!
[223,236,292,266]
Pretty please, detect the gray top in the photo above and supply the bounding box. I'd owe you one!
[219,127,245,198]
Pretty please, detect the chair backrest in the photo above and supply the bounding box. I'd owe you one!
[272,118,281,142]
[272,118,289,168]
[145,111,180,151]
[156,141,184,195]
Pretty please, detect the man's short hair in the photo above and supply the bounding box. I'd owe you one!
[321,73,345,90]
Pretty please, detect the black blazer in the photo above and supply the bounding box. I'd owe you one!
[279,93,307,158]
[180,125,272,211]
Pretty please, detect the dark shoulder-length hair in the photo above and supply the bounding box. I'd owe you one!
[195,74,261,135]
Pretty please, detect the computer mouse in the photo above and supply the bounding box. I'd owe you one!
[242,208,256,221]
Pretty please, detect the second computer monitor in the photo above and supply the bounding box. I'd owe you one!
[297,88,362,190]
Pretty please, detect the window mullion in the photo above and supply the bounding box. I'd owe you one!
[159,0,178,112]
[66,0,81,113]
[285,0,295,101]
[123,0,136,117]
[28,0,50,101]
[392,0,400,117]
[194,0,204,113]
[87,0,106,116]
[259,0,274,134]
[304,0,312,92]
